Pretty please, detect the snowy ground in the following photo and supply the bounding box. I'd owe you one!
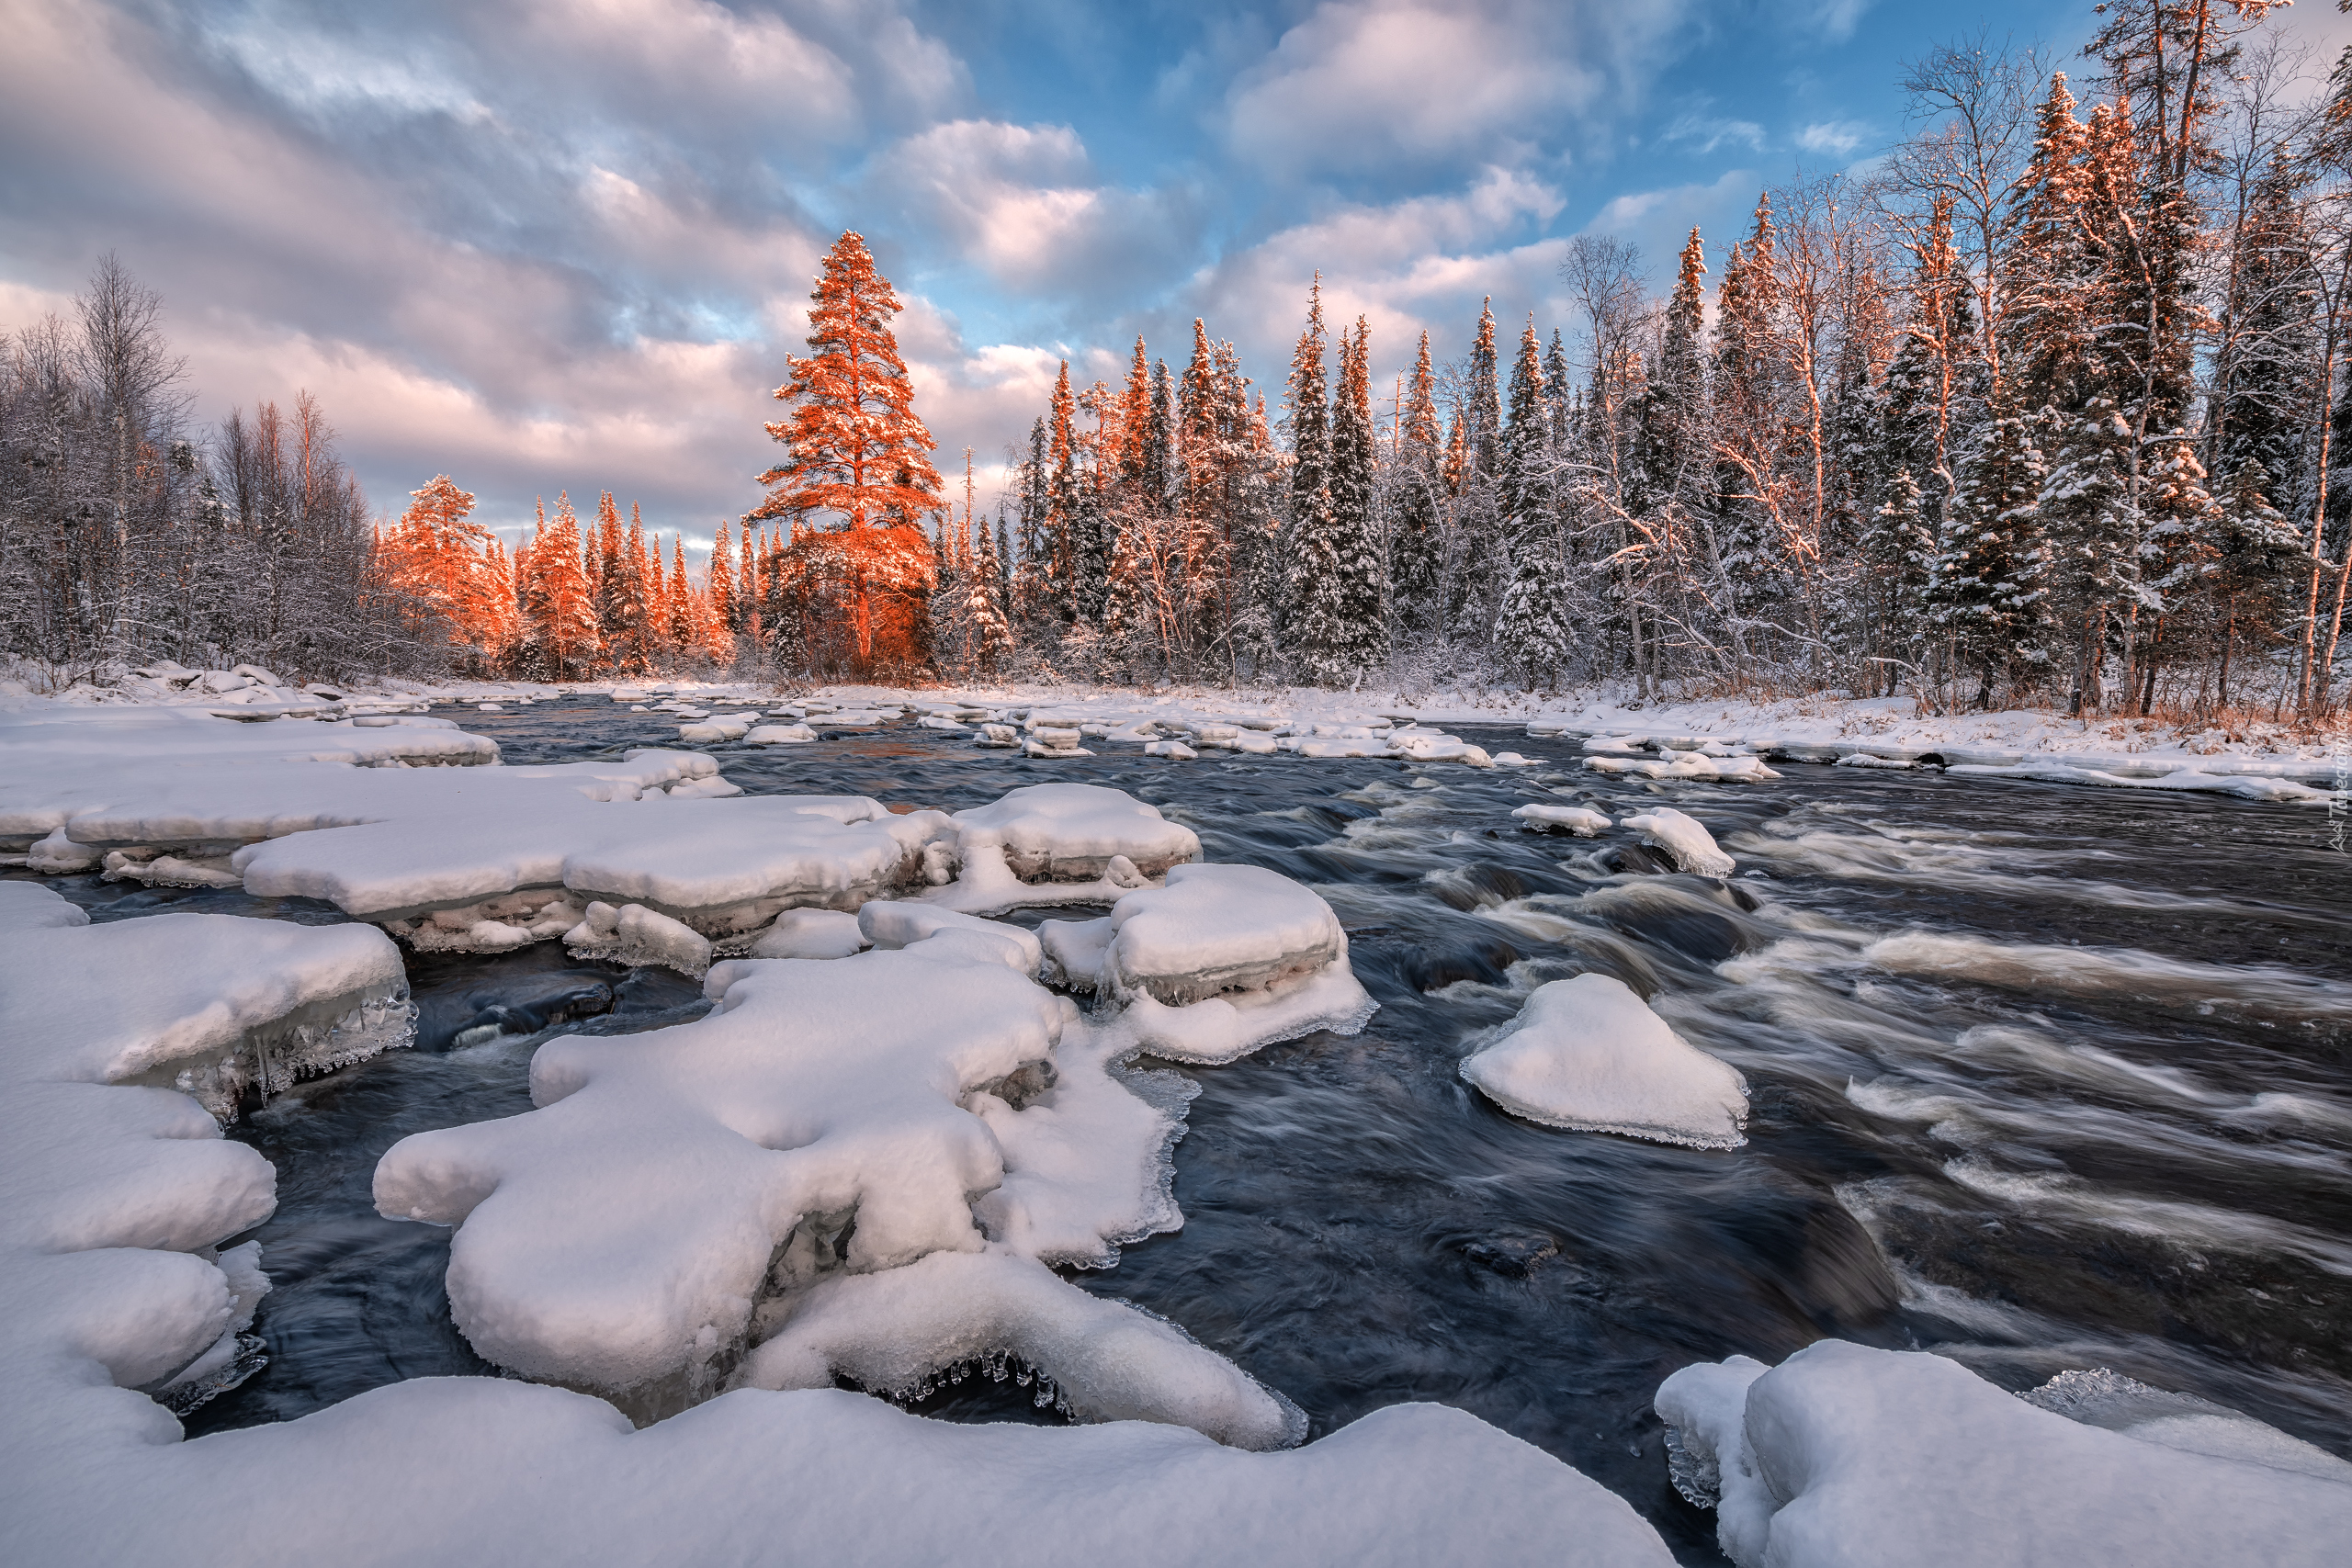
[1,671,2347,1564]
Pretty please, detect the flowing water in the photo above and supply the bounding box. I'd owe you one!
[26,700,2351,1563]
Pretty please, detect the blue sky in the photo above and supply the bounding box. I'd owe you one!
[3,1,2346,549]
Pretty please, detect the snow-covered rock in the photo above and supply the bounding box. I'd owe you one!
[857,899,1043,976]
[1512,803,1611,836]
[745,722,818,744]
[0,884,413,1121]
[1144,739,1198,760]
[372,942,1075,1404]
[1656,1340,2352,1568]
[1458,974,1747,1149]
[1622,807,1736,875]
[563,901,715,976]
[739,1247,1301,1450]
[1100,863,1346,1007]
[740,908,868,958]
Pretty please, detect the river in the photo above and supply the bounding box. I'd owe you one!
[40,698,2346,1565]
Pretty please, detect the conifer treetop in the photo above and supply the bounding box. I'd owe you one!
[751,231,943,532]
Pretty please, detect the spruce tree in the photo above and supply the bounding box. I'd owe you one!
[1391,331,1445,642]
[1283,277,1336,676]
[1929,406,2048,705]
[1324,316,1388,676]
[1493,321,1572,685]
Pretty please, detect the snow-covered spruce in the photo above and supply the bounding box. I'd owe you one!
[1655,1340,2351,1568]
[1459,975,1747,1149]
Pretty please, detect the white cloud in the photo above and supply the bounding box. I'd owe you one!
[1796,118,1871,157]
[1222,0,1690,180]
[1665,111,1765,155]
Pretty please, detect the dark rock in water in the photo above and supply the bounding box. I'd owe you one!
[414,971,616,1051]
[1600,843,1677,875]
[1430,864,1530,910]
[1408,940,1522,993]
[1461,1235,1561,1278]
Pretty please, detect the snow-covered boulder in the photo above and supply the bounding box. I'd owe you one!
[1459,974,1747,1148]
[935,780,1194,902]
[372,943,1072,1406]
[0,885,413,1121]
[740,1247,1302,1450]
[1144,739,1198,760]
[741,908,867,958]
[1101,863,1345,1007]
[563,900,715,976]
[745,722,818,744]
[856,899,1042,976]
[1622,807,1736,875]
[1065,865,1378,1066]
[1513,803,1611,837]
[1656,1340,2352,1568]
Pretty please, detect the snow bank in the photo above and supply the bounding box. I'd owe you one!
[1622,807,1736,875]
[1459,975,1747,1148]
[0,865,1680,1567]
[1656,1340,2352,1568]
[1513,803,1611,836]
[0,886,413,1120]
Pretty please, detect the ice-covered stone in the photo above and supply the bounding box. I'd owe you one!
[740,1247,1302,1450]
[1101,863,1346,1007]
[564,901,715,976]
[1513,803,1611,836]
[951,784,1199,885]
[1459,974,1747,1148]
[745,723,818,744]
[1623,807,1736,875]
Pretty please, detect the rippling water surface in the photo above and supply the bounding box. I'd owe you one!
[30,699,2351,1564]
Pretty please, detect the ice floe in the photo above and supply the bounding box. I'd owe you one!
[1459,974,1747,1148]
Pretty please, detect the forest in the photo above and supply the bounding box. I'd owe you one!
[6,3,2351,721]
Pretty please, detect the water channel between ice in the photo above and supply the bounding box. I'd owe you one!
[39,700,2350,1564]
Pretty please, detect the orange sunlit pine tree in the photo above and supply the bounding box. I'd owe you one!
[750,231,943,673]
[526,491,604,679]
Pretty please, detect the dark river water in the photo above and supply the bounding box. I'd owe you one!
[26,697,2350,1564]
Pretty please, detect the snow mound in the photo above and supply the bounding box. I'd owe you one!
[1459,974,1747,1148]
[1656,1340,2352,1568]
[1513,803,1611,836]
[857,899,1043,976]
[740,1247,1302,1450]
[1102,863,1346,1007]
[372,943,1074,1404]
[1,887,413,1121]
[1623,807,1736,875]
[740,908,867,958]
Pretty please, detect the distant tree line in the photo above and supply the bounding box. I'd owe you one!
[0,257,424,685]
[921,5,2352,718]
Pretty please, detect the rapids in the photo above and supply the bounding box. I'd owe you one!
[21,698,2347,1565]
